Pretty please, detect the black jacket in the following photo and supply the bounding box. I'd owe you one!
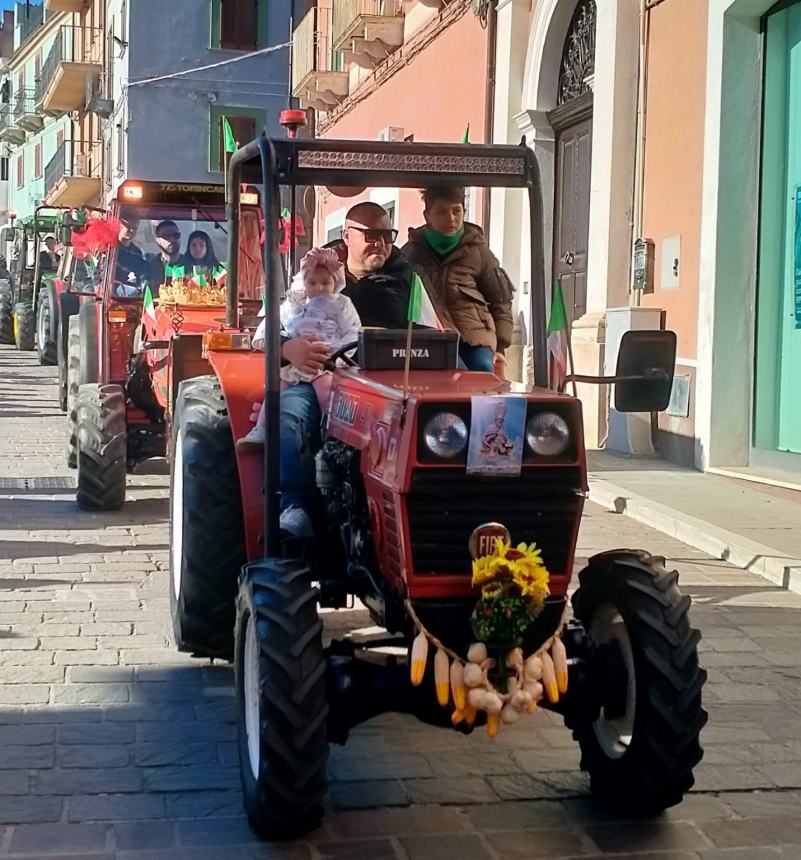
[341,247,417,329]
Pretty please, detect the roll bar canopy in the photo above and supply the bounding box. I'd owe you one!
[225,133,548,558]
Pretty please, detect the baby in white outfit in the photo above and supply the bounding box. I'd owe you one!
[237,247,361,451]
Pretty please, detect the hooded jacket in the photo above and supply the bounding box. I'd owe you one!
[401,223,514,352]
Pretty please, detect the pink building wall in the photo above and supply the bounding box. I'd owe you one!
[315,9,489,246]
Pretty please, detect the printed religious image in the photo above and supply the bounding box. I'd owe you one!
[467,396,526,476]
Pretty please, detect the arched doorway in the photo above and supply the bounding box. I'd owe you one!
[548,0,595,325]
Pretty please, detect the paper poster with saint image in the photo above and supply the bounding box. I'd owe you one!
[467,395,526,476]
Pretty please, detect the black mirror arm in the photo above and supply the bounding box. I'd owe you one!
[558,368,670,394]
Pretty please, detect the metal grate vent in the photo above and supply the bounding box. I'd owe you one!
[0,477,76,490]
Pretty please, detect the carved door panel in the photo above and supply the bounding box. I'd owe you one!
[553,116,592,325]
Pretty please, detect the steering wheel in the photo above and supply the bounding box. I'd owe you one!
[324,340,359,371]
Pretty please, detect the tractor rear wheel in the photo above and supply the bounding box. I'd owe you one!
[36,285,57,365]
[235,559,329,839]
[0,280,13,345]
[76,383,127,511]
[66,316,81,468]
[170,375,245,659]
[14,302,35,351]
[568,550,707,816]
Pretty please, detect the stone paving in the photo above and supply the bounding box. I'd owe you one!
[1,344,801,858]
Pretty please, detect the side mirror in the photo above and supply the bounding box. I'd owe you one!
[614,329,676,413]
[58,226,73,246]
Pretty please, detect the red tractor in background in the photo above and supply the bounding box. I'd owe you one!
[167,136,707,839]
[65,180,263,507]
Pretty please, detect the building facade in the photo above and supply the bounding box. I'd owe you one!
[292,0,493,245]
[488,0,800,485]
[1,0,107,224]
[106,0,304,198]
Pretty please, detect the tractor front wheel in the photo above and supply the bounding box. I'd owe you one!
[235,559,329,839]
[37,285,57,366]
[0,280,13,344]
[169,375,245,659]
[66,316,81,468]
[568,550,707,816]
[75,383,127,511]
[14,302,35,351]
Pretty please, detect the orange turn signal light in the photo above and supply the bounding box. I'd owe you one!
[108,308,128,324]
[202,331,252,355]
[120,183,143,201]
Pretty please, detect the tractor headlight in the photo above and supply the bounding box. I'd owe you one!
[423,412,468,459]
[526,412,570,457]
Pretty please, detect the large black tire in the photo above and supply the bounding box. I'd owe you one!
[14,302,35,351]
[66,316,81,468]
[235,560,329,839]
[170,375,245,659]
[568,550,707,816]
[76,384,127,511]
[0,279,13,344]
[78,299,98,388]
[37,283,58,365]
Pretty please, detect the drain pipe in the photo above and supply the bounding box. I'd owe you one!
[481,0,497,233]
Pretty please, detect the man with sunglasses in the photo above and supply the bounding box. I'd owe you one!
[277,201,423,538]
[145,220,183,295]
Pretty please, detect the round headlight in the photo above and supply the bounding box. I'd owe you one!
[526,412,570,457]
[423,412,468,458]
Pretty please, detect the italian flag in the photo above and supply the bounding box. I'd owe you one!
[547,280,568,390]
[408,273,444,329]
[143,285,157,322]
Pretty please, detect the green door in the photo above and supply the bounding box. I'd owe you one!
[755,1,801,455]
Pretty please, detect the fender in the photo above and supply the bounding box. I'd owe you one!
[206,350,269,559]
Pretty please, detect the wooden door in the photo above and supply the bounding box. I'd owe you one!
[552,115,592,325]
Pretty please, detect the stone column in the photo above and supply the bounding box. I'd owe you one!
[571,0,639,447]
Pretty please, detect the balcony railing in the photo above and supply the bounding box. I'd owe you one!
[331,0,404,59]
[37,25,104,113]
[292,6,349,111]
[13,89,43,132]
[44,139,102,206]
[0,105,25,145]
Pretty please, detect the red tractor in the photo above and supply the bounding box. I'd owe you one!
[67,180,263,506]
[168,136,707,839]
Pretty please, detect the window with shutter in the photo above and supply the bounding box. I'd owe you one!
[1,158,9,182]
[217,114,257,169]
[34,143,42,179]
[220,0,259,50]
[17,154,23,189]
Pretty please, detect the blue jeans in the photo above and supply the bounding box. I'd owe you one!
[279,382,321,515]
[459,344,494,373]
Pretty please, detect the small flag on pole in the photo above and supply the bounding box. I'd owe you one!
[547,280,568,390]
[143,285,156,322]
[461,124,470,144]
[408,273,444,329]
[222,117,237,154]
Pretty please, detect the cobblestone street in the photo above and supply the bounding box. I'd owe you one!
[2,344,801,858]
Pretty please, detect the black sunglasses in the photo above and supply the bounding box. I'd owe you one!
[346,226,398,244]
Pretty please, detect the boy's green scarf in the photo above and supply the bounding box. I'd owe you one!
[423,226,464,257]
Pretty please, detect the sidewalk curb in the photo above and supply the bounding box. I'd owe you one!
[587,475,801,595]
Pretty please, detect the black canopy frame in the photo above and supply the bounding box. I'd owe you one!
[224,134,549,558]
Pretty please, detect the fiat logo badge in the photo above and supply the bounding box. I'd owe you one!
[468,522,511,560]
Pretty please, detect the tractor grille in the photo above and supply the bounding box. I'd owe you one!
[406,467,584,575]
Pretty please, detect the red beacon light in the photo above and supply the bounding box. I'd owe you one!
[279,109,307,139]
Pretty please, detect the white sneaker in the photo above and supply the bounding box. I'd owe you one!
[236,424,265,452]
